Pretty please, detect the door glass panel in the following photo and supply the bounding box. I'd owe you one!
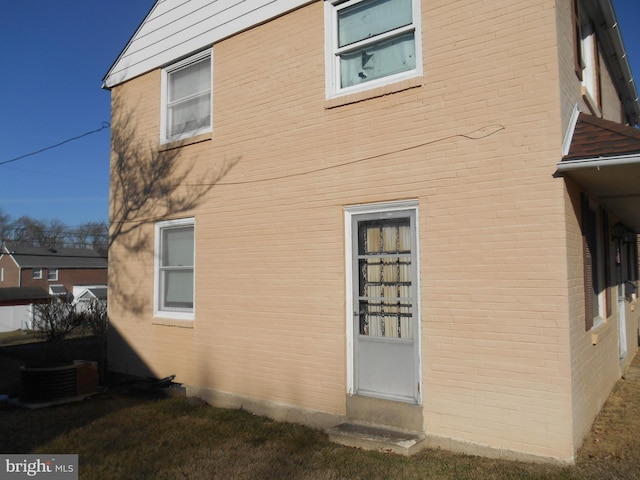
[357,218,413,339]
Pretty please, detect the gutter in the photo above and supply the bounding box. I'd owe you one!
[556,152,640,171]
[597,0,640,125]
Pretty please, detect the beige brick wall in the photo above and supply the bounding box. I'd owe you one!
[555,0,638,454]
[107,0,634,462]
[564,179,640,449]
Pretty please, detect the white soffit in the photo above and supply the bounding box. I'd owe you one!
[103,0,314,89]
[557,154,640,231]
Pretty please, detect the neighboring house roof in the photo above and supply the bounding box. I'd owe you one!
[76,287,108,301]
[557,112,640,231]
[0,287,50,303]
[1,243,107,270]
[49,285,69,296]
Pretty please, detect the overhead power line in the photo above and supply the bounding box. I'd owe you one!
[0,122,111,167]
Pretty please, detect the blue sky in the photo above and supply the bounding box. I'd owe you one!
[0,0,638,229]
[0,0,154,228]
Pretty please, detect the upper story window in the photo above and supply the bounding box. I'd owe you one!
[572,0,600,111]
[580,21,600,108]
[161,50,212,143]
[32,267,42,280]
[325,0,422,98]
[47,268,58,281]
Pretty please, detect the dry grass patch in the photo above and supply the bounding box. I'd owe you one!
[573,376,640,479]
[0,329,41,347]
[0,393,582,480]
[2,335,640,479]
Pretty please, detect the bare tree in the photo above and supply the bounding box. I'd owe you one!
[72,221,108,254]
[0,208,11,242]
[12,216,47,246]
[72,223,93,248]
[86,221,108,254]
[43,219,68,248]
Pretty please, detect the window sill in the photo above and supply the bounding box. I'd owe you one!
[590,318,609,345]
[152,317,195,329]
[160,131,212,152]
[325,76,422,109]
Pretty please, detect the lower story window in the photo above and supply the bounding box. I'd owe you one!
[155,218,195,319]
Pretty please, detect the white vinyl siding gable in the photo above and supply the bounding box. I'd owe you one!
[103,0,316,89]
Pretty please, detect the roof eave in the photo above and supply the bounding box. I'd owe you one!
[102,1,157,90]
[595,0,640,125]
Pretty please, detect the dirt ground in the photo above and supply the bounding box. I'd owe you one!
[573,354,640,478]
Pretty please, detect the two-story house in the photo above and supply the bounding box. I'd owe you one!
[103,0,640,463]
[0,242,108,298]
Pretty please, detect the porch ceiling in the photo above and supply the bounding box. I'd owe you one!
[556,154,640,232]
[558,112,640,232]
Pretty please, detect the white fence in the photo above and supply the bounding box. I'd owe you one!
[0,304,34,332]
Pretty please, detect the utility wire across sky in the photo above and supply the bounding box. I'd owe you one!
[0,123,111,168]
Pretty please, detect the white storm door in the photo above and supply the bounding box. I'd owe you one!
[349,205,420,404]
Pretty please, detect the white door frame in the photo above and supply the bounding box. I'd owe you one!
[344,200,423,404]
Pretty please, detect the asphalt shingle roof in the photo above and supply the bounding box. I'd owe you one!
[0,287,50,302]
[563,113,640,160]
[1,243,107,269]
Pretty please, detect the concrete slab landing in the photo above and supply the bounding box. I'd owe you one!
[327,423,426,456]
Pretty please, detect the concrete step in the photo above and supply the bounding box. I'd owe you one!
[326,422,426,456]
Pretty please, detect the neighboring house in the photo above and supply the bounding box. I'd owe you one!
[103,0,640,463]
[73,285,107,312]
[0,242,108,299]
[0,287,50,332]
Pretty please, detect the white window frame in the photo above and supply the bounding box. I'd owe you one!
[324,0,423,99]
[47,268,58,282]
[160,49,213,144]
[154,218,196,320]
[580,20,599,111]
[32,267,42,280]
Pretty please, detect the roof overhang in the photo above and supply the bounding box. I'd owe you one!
[556,153,640,232]
[591,0,640,125]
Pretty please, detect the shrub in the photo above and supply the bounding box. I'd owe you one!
[82,300,109,338]
[32,301,79,342]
